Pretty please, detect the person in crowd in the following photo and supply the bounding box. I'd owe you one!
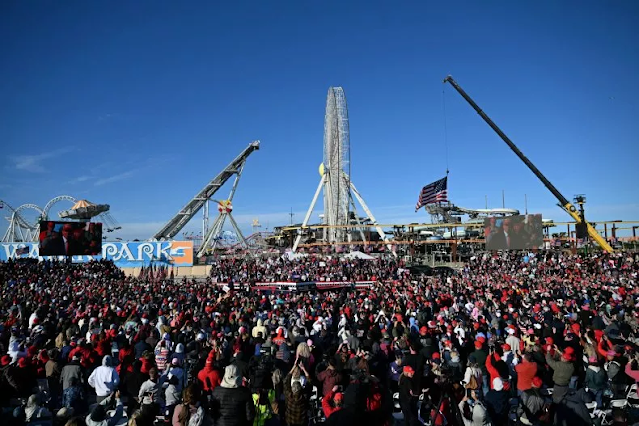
[515,353,538,395]
[172,385,209,426]
[283,369,308,426]
[138,367,163,405]
[546,344,576,402]
[251,388,276,426]
[24,393,52,423]
[165,374,182,419]
[321,385,344,419]
[554,387,594,426]
[88,355,120,403]
[518,376,547,425]
[399,365,418,426]
[62,377,85,412]
[85,390,124,426]
[585,356,606,409]
[317,358,342,397]
[210,364,255,426]
[458,389,490,426]
[198,350,222,393]
[61,355,84,391]
[484,377,509,425]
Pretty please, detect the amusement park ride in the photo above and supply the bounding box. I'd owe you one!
[0,196,120,243]
[152,141,262,257]
[293,87,389,253]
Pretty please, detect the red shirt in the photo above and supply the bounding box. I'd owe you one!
[515,361,538,391]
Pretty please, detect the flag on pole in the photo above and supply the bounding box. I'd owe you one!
[415,177,448,211]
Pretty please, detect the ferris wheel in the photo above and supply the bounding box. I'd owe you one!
[293,87,391,253]
[322,87,351,244]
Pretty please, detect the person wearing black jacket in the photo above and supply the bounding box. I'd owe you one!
[485,377,509,425]
[210,364,255,426]
[402,340,425,395]
[398,366,419,426]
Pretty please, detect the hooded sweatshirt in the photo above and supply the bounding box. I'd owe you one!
[198,357,222,392]
[88,355,120,397]
[252,319,267,338]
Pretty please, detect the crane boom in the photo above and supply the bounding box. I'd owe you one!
[153,141,260,240]
[443,76,613,253]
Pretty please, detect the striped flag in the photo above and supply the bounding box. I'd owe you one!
[415,177,448,211]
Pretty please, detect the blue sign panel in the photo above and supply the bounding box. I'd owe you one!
[0,241,194,267]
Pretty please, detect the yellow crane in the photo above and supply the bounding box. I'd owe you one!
[443,76,613,253]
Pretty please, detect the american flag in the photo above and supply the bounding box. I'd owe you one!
[16,246,29,256]
[415,177,448,211]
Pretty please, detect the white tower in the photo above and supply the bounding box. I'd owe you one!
[293,87,390,252]
[323,87,350,243]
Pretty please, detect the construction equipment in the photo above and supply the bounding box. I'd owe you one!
[443,75,613,253]
[153,141,260,249]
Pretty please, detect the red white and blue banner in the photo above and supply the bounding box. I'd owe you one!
[209,280,377,292]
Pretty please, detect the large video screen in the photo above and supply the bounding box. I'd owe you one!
[39,221,102,256]
[484,214,543,250]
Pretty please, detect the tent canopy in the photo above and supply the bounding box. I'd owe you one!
[343,251,374,260]
[71,199,94,209]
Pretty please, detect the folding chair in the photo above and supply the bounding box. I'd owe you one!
[393,392,401,412]
[626,383,639,407]
[392,393,404,425]
[609,399,627,410]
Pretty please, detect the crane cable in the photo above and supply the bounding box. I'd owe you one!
[442,84,450,177]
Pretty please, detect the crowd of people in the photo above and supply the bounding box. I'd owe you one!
[0,250,638,426]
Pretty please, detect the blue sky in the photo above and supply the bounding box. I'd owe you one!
[1,0,638,241]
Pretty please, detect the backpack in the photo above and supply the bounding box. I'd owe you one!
[465,372,479,390]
